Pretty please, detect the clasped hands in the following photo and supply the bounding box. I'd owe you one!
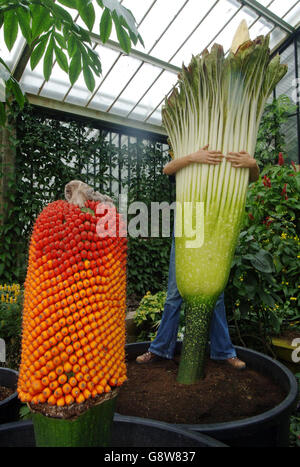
[189,145,257,169]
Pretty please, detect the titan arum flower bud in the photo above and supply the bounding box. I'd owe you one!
[162,22,287,384]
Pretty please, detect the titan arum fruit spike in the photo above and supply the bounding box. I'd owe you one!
[17,181,127,445]
[162,21,287,384]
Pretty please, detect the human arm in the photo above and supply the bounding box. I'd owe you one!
[163,145,224,175]
[225,151,259,183]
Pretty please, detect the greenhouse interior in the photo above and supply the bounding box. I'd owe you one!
[0,0,299,450]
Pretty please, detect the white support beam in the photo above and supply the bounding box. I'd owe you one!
[26,93,167,137]
[89,34,181,75]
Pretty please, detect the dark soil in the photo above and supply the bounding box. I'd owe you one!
[116,353,286,424]
[0,385,15,402]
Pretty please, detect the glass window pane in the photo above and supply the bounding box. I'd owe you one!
[66,46,120,107]
[171,0,241,67]
[250,16,274,38]
[128,71,177,122]
[282,114,299,162]
[121,0,157,26]
[20,60,45,95]
[275,44,296,101]
[87,55,141,112]
[0,30,26,71]
[148,0,222,60]
[269,27,288,50]
[40,63,71,100]
[283,3,300,26]
[210,6,258,54]
[266,0,299,18]
[108,63,165,117]
[126,0,188,53]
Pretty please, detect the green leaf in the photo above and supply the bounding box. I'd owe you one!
[102,0,139,37]
[76,0,95,31]
[73,25,91,43]
[30,35,49,70]
[51,3,73,24]
[87,48,101,75]
[4,10,18,51]
[7,78,25,109]
[112,13,131,54]
[69,50,81,85]
[30,4,52,40]
[100,7,112,43]
[54,32,67,49]
[83,64,95,92]
[250,250,275,273]
[67,35,77,57]
[16,7,31,43]
[43,36,54,81]
[57,0,78,8]
[54,45,69,73]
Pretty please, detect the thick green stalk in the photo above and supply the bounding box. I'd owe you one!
[177,298,216,384]
[32,398,116,447]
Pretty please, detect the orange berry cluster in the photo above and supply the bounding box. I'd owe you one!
[17,199,127,407]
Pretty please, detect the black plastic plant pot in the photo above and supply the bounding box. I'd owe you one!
[0,415,227,447]
[0,368,21,424]
[123,342,299,448]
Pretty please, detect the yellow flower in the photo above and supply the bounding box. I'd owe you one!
[281,233,287,240]
[290,297,297,301]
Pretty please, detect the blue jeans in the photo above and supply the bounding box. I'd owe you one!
[149,237,237,360]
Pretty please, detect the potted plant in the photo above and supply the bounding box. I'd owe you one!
[116,24,298,447]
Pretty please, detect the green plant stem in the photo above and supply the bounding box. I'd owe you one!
[177,300,214,384]
[32,398,116,447]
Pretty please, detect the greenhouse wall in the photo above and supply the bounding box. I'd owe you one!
[272,29,300,164]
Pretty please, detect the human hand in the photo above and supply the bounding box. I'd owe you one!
[226,151,257,169]
[189,145,224,165]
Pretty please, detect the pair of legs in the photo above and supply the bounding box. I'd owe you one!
[144,236,239,363]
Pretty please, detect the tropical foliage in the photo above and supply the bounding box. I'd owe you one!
[0,0,143,124]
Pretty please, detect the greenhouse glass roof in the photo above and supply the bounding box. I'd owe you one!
[1,0,300,135]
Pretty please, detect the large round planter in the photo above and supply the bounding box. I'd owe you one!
[121,342,299,447]
[0,416,226,447]
[0,368,21,424]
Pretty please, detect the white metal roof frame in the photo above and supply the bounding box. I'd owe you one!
[3,0,300,136]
